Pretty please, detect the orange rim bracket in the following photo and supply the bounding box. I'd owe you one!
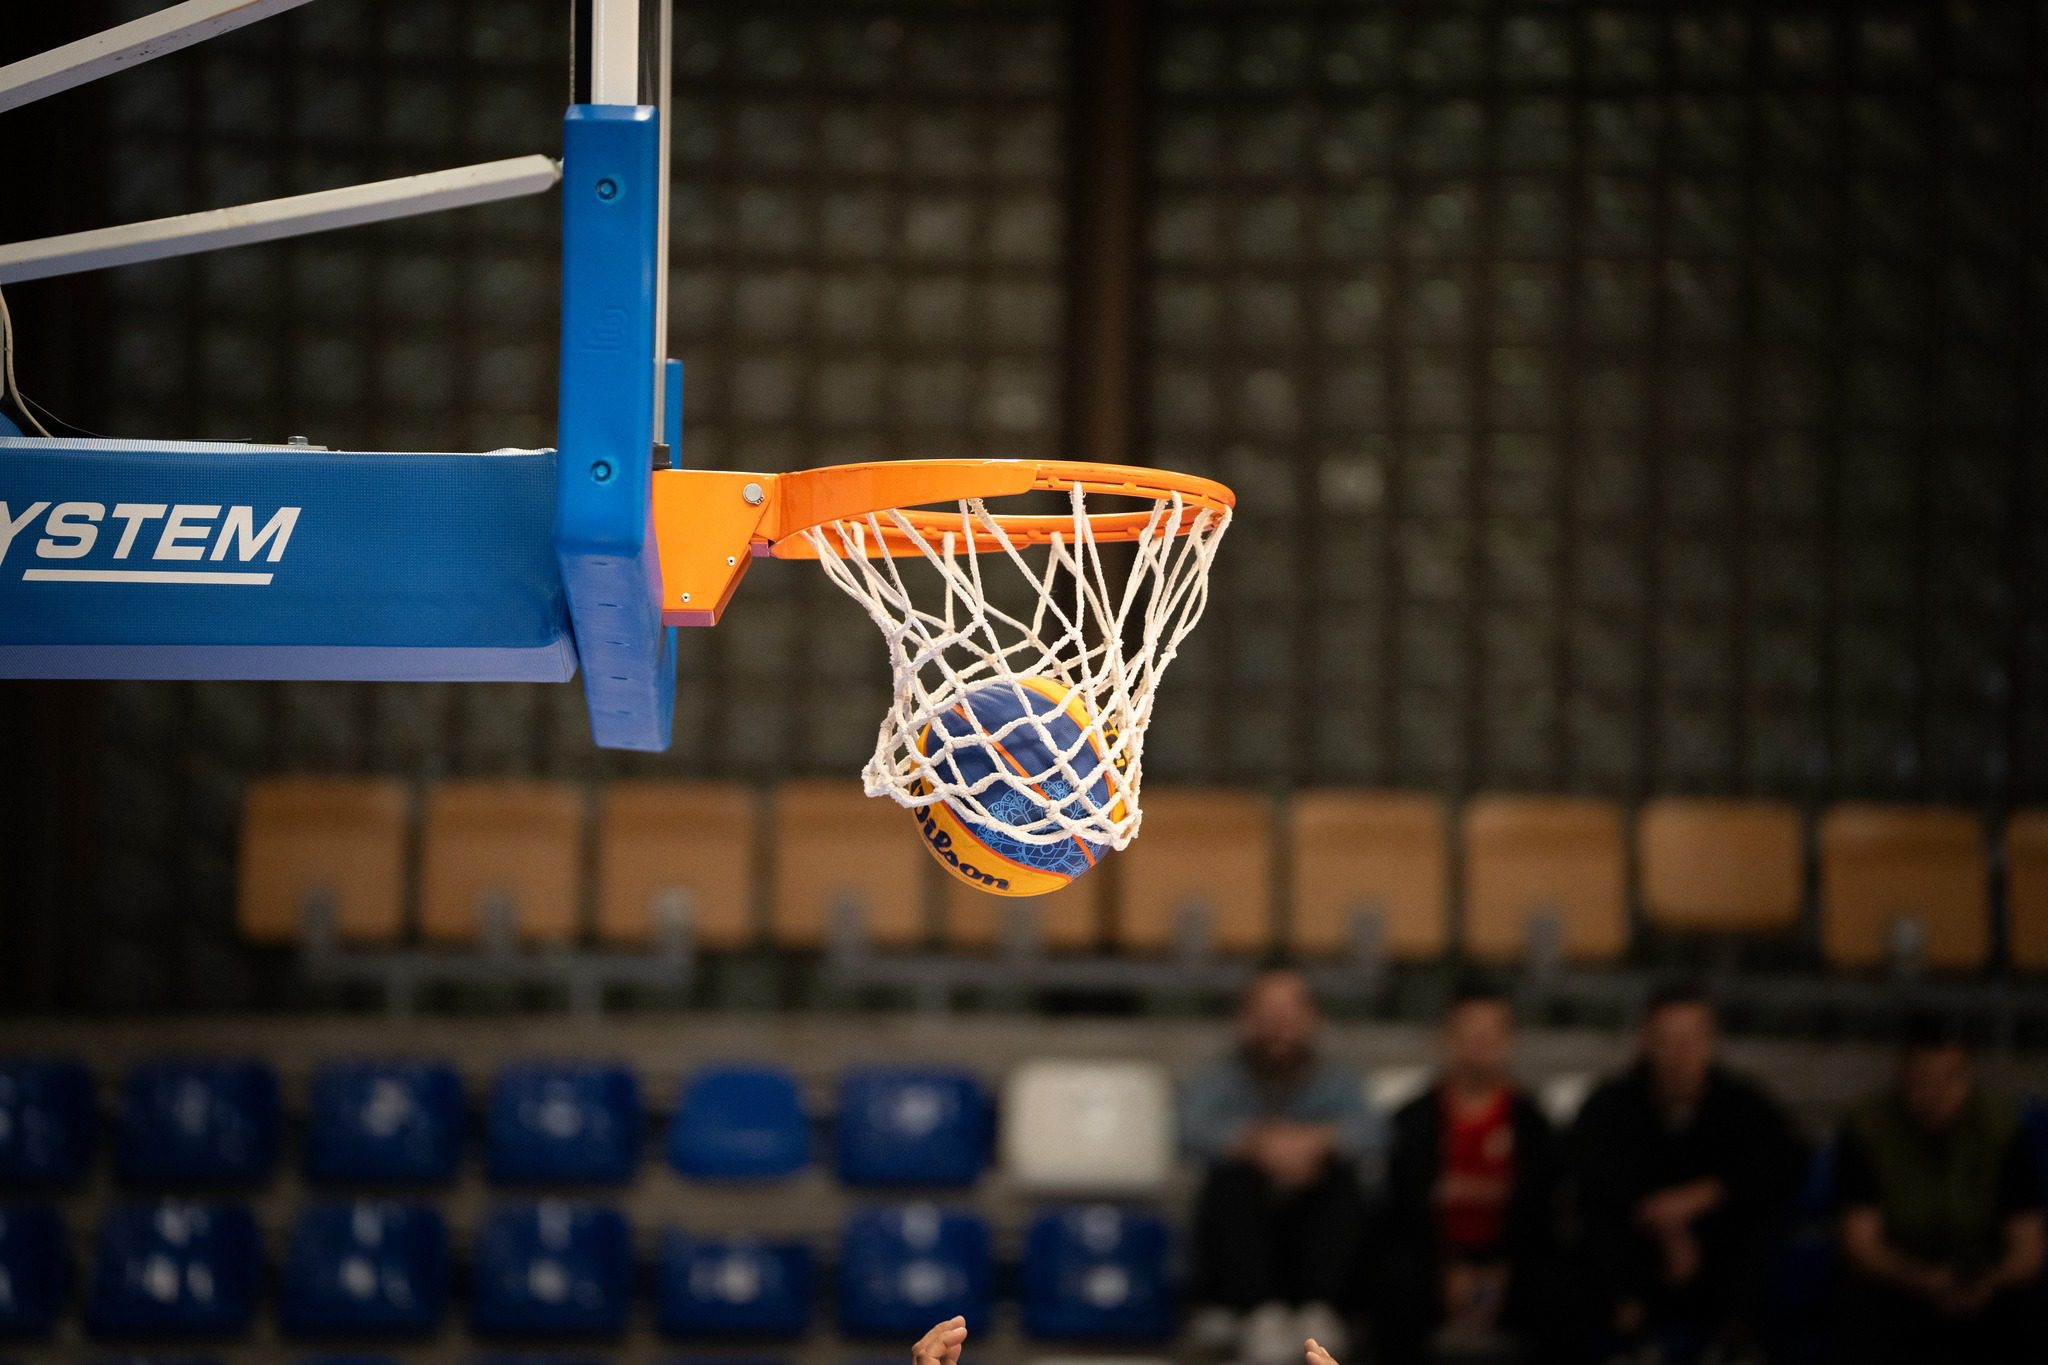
[651,469,775,626]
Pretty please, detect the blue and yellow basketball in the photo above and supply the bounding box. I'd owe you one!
[912,676,1120,897]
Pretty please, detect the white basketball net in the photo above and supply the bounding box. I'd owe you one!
[802,483,1230,850]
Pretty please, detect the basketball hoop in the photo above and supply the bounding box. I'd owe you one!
[651,459,1234,850]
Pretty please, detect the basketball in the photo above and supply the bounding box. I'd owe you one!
[912,677,1120,897]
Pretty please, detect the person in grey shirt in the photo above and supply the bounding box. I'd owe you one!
[1181,966,1379,1365]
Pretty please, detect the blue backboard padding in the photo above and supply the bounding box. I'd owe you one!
[663,360,683,454]
[555,105,674,752]
[0,442,575,682]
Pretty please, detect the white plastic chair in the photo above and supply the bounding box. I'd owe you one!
[1001,1061,1174,1194]
[1364,1064,1433,1118]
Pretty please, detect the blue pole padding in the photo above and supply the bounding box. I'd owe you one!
[555,104,675,752]
[664,357,684,457]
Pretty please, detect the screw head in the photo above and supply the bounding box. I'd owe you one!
[590,460,613,483]
[726,555,737,566]
[595,177,618,201]
[681,592,691,602]
[742,481,765,506]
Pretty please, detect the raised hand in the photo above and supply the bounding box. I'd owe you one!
[913,1316,969,1365]
[1306,1336,1341,1365]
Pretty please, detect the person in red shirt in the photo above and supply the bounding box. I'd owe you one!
[1375,981,1563,1364]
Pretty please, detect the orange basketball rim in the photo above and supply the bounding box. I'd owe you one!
[651,458,1237,627]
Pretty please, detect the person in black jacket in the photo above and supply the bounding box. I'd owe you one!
[1375,981,1562,1364]
[1833,1014,2046,1365]
[1571,983,1806,1363]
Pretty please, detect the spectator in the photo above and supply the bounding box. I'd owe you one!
[1571,983,1804,1362]
[1376,981,1562,1364]
[1180,967,1376,1365]
[1834,1014,2046,1365]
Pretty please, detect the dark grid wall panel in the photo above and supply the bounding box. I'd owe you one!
[61,0,1070,1009]
[1140,0,2048,804]
[663,1,1069,783]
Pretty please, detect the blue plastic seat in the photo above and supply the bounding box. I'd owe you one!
[305,1061,463,1185]
[837,1205,991,1338]
[87,1202,262,1337]
[0,1204,68,1336]
[668,1066,809,1181]
[471,1202,631,1337]
[836,1068,989,1189]
[655,1230,812,1338]
[281,1202,449,1337]
[117,1061,279,1186]
[1020,1206,1173,1341]
[486,1065,641,1185]
[0,1059,97,1188]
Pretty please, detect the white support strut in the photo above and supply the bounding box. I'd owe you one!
[0,0,323,115]
[588,0,641,106]
[0,156,562,283]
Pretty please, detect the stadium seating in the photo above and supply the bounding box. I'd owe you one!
[1818,806,1989,971]
[836,1067,990,1188]
[1637,798,1804,934]
[1463,796,1628,963]
[1113,789,1275,956]
[655,1231,813,1337]
[771,780,929,950]
[668,1065,810,1181]
[0,1203,67,1336]
[595,782,758,950]
[87,1202,262,1336]
[237,777,410,944]
[280,1202,449,1337]
[837,1205,992,1338]
[117,1060,280,1186]
[419,781,584,945]
[470,1202,631,1337]
[1001,1062,1173,1194]
[486,1064,641,1185]
[1287,791,1450,962]
[942,873,1099,956]
[303,1060,464,1185]
[0,1058,97,1186]
[2007,812,2048,973]
[1019,1206,1173,1341]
